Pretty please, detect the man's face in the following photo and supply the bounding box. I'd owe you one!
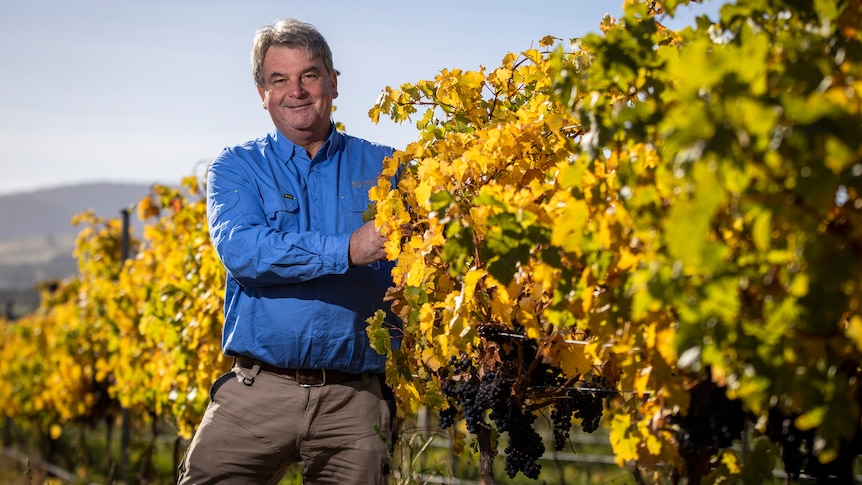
[257,45,338,145]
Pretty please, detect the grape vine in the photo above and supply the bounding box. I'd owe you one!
[0,177,224,446]
[1,1,861,483]
[366,0,862,482]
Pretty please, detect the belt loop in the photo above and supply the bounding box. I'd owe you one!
[361,372,370,387]
[239,361,261,386]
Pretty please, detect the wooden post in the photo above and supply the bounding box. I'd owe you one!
[119,208,132,476]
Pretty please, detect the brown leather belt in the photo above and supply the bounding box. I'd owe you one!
[235,356,362,386]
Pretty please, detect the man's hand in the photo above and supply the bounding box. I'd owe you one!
[348,220,387,267]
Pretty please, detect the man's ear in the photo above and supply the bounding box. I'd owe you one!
[330,70,338,99]
[257,84,267,109]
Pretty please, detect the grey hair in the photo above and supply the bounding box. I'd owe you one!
[251,18,334,87]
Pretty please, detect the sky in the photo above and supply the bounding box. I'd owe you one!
[0,0,724,196]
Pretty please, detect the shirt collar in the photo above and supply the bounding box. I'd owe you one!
[270,124,343,163]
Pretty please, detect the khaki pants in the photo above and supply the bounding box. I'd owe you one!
[178,362,393,484]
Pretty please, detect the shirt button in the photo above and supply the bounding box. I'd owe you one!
[315,330,324,338]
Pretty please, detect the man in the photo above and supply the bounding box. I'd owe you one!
[178,18,400,484]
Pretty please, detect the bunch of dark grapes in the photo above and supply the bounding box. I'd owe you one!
[451,354,472,374]
[550,379,606,450]
[476,368,509,410]
[500,403,544,479]
[550,393,576,451]
[438,406,457,430]
[438,332,616,481]
[458,379,483,434]
[437,351,549,480]
[437,356,484,434]
[764,406,862,483]
[549,370,577,451]
[669,378,747,480]
[574,387,604,433]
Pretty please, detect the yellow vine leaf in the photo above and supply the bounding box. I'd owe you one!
[419,303,436,341]
[462,269,485,306]
[633,365,653,397]
[550,199,588,254]
[609,412,638,466]
[539,35,558,47]
[542,337,593,377]
[845,315,862,352]
[721,449,742,474]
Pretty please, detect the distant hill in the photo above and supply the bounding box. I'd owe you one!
[0,182,152,241]
[0,182,153,317]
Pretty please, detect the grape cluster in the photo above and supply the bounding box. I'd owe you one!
[438,405,457,430]
[500,404,544,479]
[437,353,546,479]
[574,386,604,433]
[549,379,606,450]
[436,326,615,481]
[550,398,575,451]
[669,378,747,480]
[669,373,862,483]
[475,369,508,410]
[764,405,862,483]
[437,356,493,434]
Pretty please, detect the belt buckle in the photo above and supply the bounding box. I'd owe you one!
[297,368,326,387]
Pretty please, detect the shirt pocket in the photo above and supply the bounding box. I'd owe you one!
[263,195,300,232]
[339,190,371,214]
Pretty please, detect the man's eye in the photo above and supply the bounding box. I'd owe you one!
[301,73,320,84]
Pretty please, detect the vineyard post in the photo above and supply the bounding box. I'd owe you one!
[2,302,12,447]
[1,302,10,448]
[119,207,131,475]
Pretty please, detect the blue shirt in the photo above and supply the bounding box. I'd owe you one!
[207,127,400,374]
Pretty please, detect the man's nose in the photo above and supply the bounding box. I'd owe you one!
[286,77,305,97]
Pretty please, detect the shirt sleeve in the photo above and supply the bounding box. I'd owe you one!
[206,149,351,288]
